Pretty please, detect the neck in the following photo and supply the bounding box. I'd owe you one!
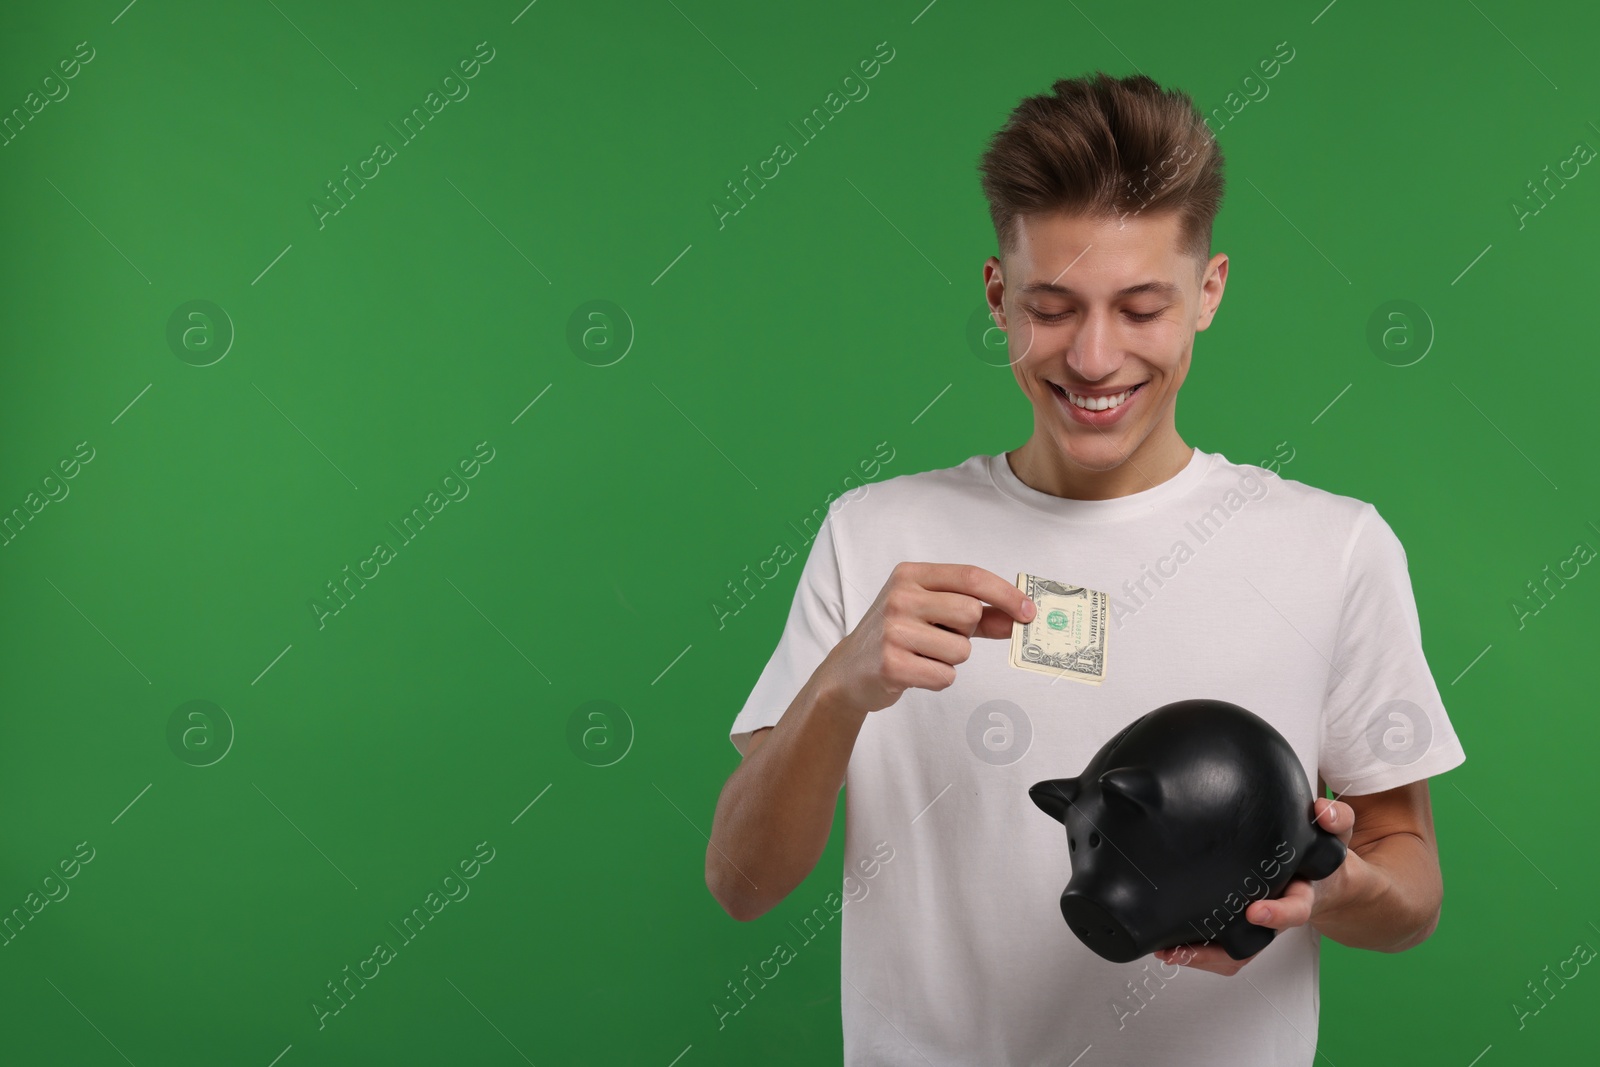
[1008,427,1192,501]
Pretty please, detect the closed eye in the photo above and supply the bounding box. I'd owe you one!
[1030,307,1165,324]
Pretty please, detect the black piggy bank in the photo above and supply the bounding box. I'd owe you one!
[1029,698,1347,964]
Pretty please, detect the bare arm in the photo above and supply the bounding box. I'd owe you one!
[1306,780,1445,951]
[705,562,1037,922]
[705,655,866,922]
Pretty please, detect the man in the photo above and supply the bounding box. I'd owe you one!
[706,71,1466,1065]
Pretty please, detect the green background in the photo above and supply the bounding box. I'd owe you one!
[2,0,1596,1063]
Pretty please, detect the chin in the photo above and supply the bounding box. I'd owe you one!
[1057,436,1134,471]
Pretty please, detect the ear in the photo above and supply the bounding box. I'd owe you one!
[1029,778,1079,824]
[1098,766,1162,814]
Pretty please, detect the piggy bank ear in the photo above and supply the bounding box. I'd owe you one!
[1098,766,1161,814]
[1028,778,1079,824]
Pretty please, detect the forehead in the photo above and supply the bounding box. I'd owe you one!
[1009,210,1187,290]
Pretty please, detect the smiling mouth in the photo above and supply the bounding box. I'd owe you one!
[1050,381,1147,412]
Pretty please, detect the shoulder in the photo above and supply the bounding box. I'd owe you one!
[1203,450,1377,531]
[1195,451,1400,579]
[820,452,995,534]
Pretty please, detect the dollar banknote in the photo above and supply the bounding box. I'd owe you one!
[1009,572,1109,685]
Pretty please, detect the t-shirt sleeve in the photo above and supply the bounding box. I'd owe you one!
[727,511,848,757]
[1318,502,1467,797]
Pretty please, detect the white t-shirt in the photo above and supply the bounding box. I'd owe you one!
[728,446,1468,1066]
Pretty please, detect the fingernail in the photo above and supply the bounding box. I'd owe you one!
[1259,907,1272,922]
[1023,597,1035,617]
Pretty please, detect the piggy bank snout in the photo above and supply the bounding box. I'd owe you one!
[1058,889,1140,965]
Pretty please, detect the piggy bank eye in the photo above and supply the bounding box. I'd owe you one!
[1069,837,1076,852]
[1089,832,1101,848]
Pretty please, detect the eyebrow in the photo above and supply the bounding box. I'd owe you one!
[1018,280,1182,298]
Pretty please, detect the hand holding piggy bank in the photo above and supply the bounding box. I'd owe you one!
[1029,698,1347,963]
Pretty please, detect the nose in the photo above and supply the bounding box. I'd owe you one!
[1059,888,1139,963]
[1065,308,1121,383]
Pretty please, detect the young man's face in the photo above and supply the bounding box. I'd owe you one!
[983,209,1227,477]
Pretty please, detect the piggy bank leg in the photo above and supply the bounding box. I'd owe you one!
[1215,918,1277,961]
[1297,830,1348,882]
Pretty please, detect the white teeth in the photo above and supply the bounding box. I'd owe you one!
[1057,384,1138,411]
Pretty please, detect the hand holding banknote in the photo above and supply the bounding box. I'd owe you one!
[820,563,1037,716]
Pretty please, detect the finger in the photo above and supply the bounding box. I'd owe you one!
[1247,879,1312,929]
[973,603,1022,641]
[910,563,1036,627]
[1332,800,1355,844]
[1162,942,1256,975]
[1157,942,1215,964]
[1158,943,1229,969]
[919,590,989,637]
[1313,798,1355,845]
[1312,797,1335,827]
[890,617,972,669]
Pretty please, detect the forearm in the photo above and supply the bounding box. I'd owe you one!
[1312,832,1443,952]
[706,658,868,921]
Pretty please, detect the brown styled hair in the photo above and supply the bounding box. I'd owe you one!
[976,71,1225,273]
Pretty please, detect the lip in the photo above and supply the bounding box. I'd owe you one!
[1049,380,1146,427]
